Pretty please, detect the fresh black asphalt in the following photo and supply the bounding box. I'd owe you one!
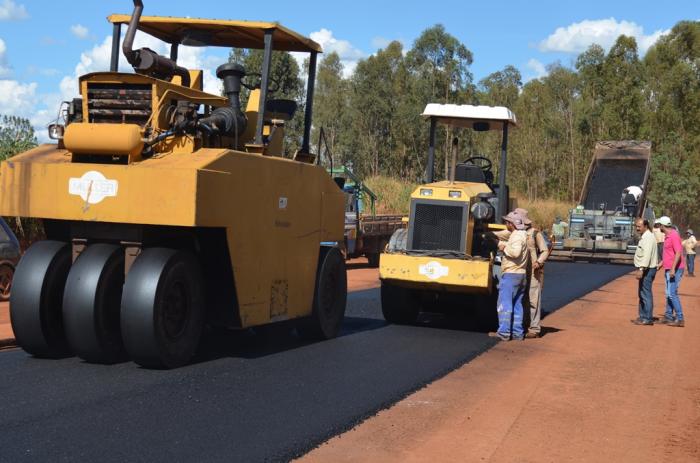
[0,262,631,462]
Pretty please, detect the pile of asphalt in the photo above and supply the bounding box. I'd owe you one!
[583,160,647,210]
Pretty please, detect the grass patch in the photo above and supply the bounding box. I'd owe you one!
[362,176,574,229]
[365,176,417,215]
[514,195,575,232]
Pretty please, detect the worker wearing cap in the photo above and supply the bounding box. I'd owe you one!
[655,216,685,327]
[682,229,696,277]
[515,208,551,338]
[490,211,528,341]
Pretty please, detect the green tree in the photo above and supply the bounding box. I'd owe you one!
[600,35,644,139]
[0,115,37,161]
[406,25,475,179]
[228,48,305,155]
[313,51,349,165]
[0,115,41,245]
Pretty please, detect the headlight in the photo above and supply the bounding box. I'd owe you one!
[420,188,433,196]
[471,201,494,221]
[448,190,462,198]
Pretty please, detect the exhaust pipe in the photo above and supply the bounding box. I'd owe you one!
[122,0,190,88]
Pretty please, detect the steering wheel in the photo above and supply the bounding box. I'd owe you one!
[241,72,281,94]
[463,156,492,173]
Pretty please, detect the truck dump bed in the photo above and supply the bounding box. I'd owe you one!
[580,141,652,215]
[551,141,652,264]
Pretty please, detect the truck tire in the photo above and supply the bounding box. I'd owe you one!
[381,281,420,324]
[387,229,408,253]
[298,246,347,340]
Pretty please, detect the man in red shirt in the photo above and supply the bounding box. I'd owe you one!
[656,216,685,327]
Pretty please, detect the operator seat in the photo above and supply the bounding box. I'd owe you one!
[455,163,486,183]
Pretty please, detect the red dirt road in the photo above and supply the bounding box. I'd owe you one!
[301,271,700,463]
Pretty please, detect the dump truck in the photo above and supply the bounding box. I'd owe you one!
[0,1,347,368]
[379,104,516,325]
[329,167,405,267]
[550,140,653,264]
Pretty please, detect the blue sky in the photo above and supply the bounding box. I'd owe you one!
[0,0,696,140]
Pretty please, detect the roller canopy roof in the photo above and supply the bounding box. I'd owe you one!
[107,14,322,53]
[422,104,517,130]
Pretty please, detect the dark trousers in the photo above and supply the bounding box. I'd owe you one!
[638,267,656,322]
[687,254,695,275]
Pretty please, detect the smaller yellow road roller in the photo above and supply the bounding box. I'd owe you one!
[1,1,346,368]
[379,104,516,325]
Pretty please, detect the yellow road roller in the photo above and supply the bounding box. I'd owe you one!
[0,1,346,368]
[379,104,516,325]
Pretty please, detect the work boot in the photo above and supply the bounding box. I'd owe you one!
[525,331,539,338]
[488,332,509,341]
[668,320,685,327]
[657,318,674,325]
[630,319,653,325]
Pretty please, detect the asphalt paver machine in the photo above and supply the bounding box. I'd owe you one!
[0,1,347,368]
[379,104,516,325]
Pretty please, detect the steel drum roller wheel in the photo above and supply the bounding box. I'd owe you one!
[63,244,127,364]
[380,282,420,325]
[9,240,72,358]
[298,247,347,340]
[120,248,204,369]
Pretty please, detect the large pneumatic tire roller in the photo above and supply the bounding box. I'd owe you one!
[120,248,205,369]
[297,247,348,340]
[63,244,127,364]
[10,241,73,358]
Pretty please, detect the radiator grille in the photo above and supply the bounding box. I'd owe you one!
[87,83,152,125]
[410,203,464,251]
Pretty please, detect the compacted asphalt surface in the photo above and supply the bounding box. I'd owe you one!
[0,262,630,462]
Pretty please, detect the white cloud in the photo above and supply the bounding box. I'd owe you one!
[372,37,392,50]
[70,24,89,40]
[526,58,547,80]
[0,38,10,77]
[0,79,38,117]
[309,28,366,77]
[0,0,27,21]
[538,18,670,55]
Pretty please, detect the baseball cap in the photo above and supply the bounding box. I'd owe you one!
[655,216,672,226]
[687,229,694,235]
[503,211,526,230]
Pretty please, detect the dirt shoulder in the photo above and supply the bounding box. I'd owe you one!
[301,270,700,463]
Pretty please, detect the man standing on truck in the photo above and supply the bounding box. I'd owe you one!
[489,211,529,341]
[631,218,658,325]
[682,229,696,277]
[515,208,551,338]
[656,216,685,327]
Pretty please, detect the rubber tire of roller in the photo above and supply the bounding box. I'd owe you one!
[120,248,204,369]
[9,240,72,358]
[297,247,348,341]
[63,244,127,364]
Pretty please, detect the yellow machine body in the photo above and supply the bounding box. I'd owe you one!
[0,15,344,330]
[379,181,495,295]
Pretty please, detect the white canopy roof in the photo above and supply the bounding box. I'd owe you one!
[422,104,517,130]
